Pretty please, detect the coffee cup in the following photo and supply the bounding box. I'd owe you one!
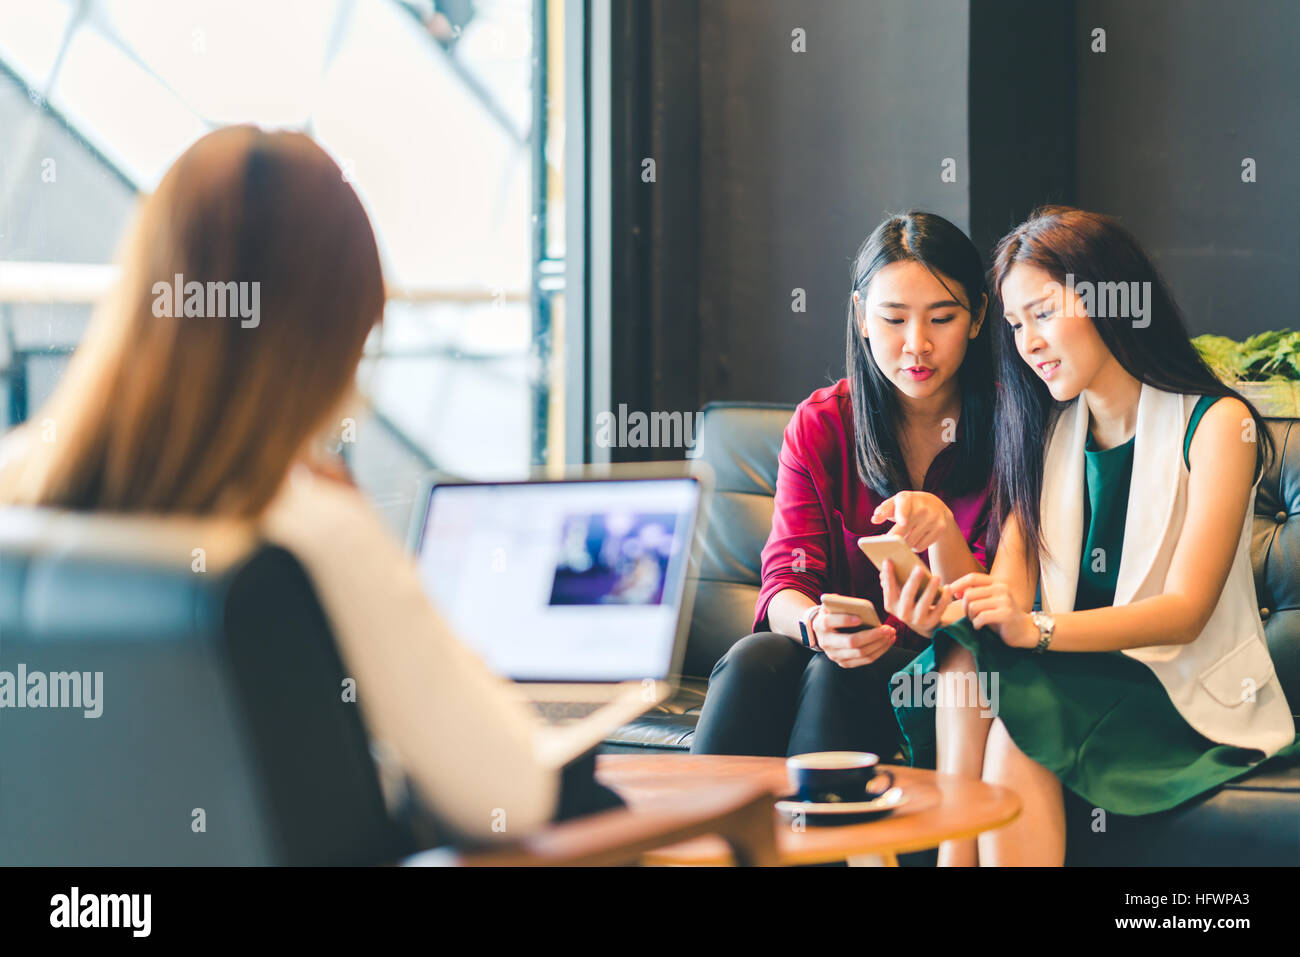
[786,751,895,804]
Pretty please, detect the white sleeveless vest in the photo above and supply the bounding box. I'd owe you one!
[1039,382,1294,756]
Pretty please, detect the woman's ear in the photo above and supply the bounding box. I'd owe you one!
[970,293,988,338]
[853,290,868,338]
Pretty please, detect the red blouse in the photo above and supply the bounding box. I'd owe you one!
[754,378,993,651]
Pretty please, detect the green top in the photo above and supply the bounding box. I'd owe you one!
[1074,395,1221,611]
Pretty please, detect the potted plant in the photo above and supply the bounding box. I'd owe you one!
[1192,329,1300,417]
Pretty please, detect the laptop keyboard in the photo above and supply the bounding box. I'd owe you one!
[530,700,607,725]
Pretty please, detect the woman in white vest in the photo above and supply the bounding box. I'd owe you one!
[881,206,1298,866]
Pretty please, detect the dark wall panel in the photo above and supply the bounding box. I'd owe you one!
[968,0,1076,269]
[1074,0,1300,337]
[697,0,970,405]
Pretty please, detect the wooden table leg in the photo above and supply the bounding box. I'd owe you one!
[716,793,780,866]
[847,851,898,867]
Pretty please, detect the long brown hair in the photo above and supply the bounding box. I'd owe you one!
[0,126,384,517]
[988,205,1275,563]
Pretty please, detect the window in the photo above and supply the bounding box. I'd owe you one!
[0,0,571,532]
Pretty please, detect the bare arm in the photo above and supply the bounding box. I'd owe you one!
[766,587,818,642]
[987,508,1038,611]
[927,516,986,583]
[925,509,1036,633]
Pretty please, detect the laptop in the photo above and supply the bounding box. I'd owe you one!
[410,465,710,767]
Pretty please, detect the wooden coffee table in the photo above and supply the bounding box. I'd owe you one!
[596,754,1020,866]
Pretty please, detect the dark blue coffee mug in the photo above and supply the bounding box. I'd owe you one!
[786,751,895,804]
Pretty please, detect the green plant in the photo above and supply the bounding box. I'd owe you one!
[1193,329,1300,382]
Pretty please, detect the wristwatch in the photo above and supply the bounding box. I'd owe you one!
[798,604,821,648]
[1030,612,1056,654]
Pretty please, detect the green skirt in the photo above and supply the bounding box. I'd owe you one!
[891,616,1300,815]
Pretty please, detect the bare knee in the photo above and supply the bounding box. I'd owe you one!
[981,719,1012,784]
[935,680,995,780]
[982,718,1043,787]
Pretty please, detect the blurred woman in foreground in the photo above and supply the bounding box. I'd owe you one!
[0,125,559,842]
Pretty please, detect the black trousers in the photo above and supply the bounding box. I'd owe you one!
[691,632,919,758]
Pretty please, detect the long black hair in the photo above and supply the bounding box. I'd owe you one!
[846,211,995,498]
[989,205,1277,564]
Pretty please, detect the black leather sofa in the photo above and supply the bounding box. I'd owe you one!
[602,402,1300,866]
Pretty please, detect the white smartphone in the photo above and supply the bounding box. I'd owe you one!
[857,534,932,590]
[819,593,882,631]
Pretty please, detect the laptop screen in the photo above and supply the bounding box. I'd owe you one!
[415,477,701,682]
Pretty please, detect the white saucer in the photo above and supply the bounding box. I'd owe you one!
[775,787,908,817]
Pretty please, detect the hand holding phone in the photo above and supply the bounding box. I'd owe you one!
[857,534,931,589]
[813,594,895,669]
[861,535,951,640]
[819,593,882,631]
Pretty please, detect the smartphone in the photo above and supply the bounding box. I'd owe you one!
[819,593,882,631]
[858,534,932,590]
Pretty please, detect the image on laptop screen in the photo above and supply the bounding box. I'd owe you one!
[415,478,701,682]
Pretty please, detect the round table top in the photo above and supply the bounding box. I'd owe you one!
[596,754,1021,866]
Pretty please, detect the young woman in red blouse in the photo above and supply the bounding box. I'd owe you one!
[691,211,997,758]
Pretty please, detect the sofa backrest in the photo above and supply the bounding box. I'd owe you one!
[684,402,793,677]
[687,404,1300,718]
[0,520,410,865]
[1255,419,1299,716]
